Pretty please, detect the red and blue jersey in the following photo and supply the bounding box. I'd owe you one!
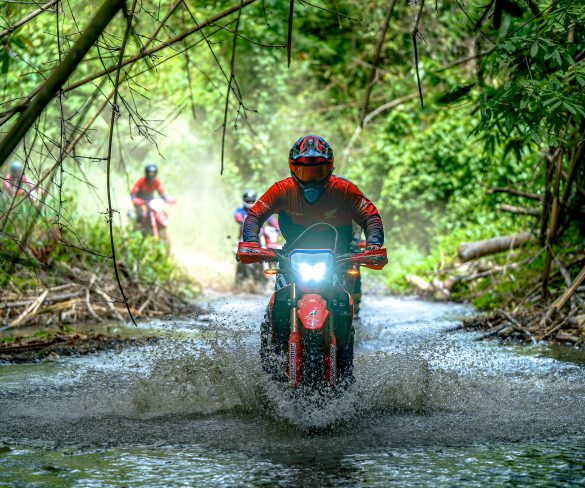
[243,176,383,253]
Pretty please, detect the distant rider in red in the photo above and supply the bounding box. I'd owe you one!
[242,135,384,255]
[131,163,168,204]
[130,163,169,225]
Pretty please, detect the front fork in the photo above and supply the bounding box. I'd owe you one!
[287,283,337,388]
[150,211,159,238]
[288,284,302,387]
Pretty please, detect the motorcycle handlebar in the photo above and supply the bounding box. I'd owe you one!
[236,243,387,270]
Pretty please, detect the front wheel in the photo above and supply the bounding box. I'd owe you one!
[302,335,325,388]
[260,311,286,382]
[337,329,354,382]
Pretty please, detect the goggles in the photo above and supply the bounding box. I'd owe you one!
[290,162,331,184]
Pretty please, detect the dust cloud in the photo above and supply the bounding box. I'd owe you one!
[69,115,260,290]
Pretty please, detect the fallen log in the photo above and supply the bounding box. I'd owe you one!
[0,290,84,310]
[497,204,540,217]
[568,315,585,328]
[475,322,508,340]
[94,288,125,322]
[487,187,542,201]
[556,332,580,343]
[406,274,433,292]
[461,252,541,284]
[458,232,534,262]
[553,256,585,309]
[8,289,49,329]
[431,278,450,300]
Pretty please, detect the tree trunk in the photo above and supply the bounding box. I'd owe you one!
[457,232,534,262]
[0,0,126,170]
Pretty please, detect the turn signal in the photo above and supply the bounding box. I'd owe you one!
[264,268,278,276]
[347,268,360,277]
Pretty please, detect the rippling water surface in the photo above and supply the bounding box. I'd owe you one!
[1,294,585,487]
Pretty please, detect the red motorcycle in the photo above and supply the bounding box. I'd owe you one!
[133,197,177,241]
[237,224,387,389]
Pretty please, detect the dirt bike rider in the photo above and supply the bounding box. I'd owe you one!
[241,134,384,265]
[240,134,384,380]
[130,163,170,227]
[2,161,38,202]
[234,189,279,240]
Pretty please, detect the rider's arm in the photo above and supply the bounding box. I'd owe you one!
[345,183,384,248]
[130,177,143,200]
[234,208,245,224]
[155,178,168,201]
[3,175,11,194]
[266,214,279,231]
[242,183,283,243]
[21,176,38,200]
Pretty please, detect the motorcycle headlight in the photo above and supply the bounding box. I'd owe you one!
[149,198,165,212]
[290,250,334,286]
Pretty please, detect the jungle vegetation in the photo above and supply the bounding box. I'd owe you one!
[0,0,583,338]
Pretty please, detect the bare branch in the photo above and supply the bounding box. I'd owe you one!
[0,0,59,41]
[105,0,139,326]
[287,0,294,67]
[487,186,542,201]
[0,0,126,170]
[221,0,243,175]
[62,0,258,95]
[359,0,398,127]
[411,0,425,109]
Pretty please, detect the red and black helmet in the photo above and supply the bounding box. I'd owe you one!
[288,135,334,184]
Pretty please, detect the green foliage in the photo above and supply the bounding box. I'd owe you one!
[0,0,583,308]
[475,1,585,147]
[0,194,194,294]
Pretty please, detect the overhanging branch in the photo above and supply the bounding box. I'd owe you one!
[0,0,126,170]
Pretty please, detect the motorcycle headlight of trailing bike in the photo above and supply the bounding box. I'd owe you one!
[290,250,335,289]
[149,198,165,212]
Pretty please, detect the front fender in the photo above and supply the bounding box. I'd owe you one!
[297,294,329,331]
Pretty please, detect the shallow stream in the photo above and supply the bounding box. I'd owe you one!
[1,295,585,486]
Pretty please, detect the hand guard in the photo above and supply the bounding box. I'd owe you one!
[236,241,276,264]
[349,247,387,270]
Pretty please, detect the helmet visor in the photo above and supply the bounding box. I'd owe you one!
[291,162,331,183]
